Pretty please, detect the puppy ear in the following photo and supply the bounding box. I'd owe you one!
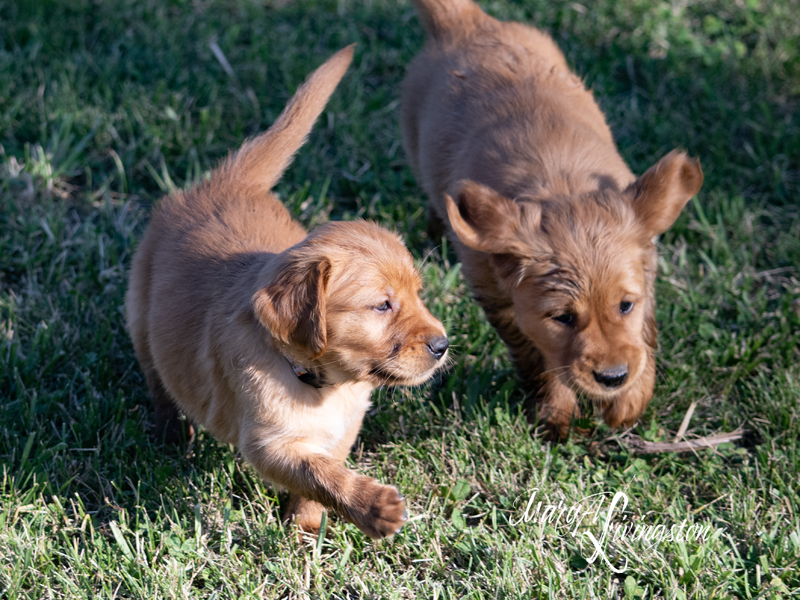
[253,256,330,358]
[444,180,534,256]
[628,150,703,236]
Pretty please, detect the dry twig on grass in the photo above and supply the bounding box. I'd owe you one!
[616,429,746,454]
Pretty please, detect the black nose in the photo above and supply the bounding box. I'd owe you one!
[593,366,628,388]
[426,336,449,359]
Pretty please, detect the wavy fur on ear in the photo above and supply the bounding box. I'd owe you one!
[253,255,331,359]
[628,150,704,237]
[445,180,540,257]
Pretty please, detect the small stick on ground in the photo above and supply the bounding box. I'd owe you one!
[617,428,746,454]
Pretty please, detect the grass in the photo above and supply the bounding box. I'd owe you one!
[1,0,799,597]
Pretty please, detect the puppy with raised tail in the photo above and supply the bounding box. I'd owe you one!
[126,46,449,539]
[401,0,703,437]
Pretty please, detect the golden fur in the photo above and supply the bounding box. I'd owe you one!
[401,0,703,437]
[126,46,449,538]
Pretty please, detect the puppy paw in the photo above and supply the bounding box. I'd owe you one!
[541,418,590,441]
[346,479,407,539]
[602,401,638,429]
[601,390,649,429]
[530,385,582,441]
[283,494,326,536]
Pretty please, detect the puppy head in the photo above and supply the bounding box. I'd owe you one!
[254,221,448,387]
[446,150,702,401]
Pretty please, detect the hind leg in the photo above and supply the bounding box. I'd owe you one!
[426,202,447,243]
[144,368,194,445]
[127,263,192,444]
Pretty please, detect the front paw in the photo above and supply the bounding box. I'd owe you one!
[345,479,407,539]
[540,411,589,441]
[601,388,650,429]
[528,382,582,440]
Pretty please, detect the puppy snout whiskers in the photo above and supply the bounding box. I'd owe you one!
[593,366,628,389]
[426,336,450,360]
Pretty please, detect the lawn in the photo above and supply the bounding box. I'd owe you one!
[1,0,799,597]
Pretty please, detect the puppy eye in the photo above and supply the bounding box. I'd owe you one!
[620,301,634,315]
[374,301,392,313]
[552,313,574,326]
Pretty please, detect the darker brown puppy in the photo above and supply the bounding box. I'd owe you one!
[401,0,702,437]
[127,46,449,539]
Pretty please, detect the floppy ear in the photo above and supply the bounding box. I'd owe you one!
[444,180,534,256]
[253,256,330,358]
[628,150,703,237]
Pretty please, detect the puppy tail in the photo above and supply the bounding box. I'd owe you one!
[228,44,355,193]
[411,0,483,41]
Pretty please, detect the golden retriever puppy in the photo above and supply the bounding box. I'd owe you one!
[401,0,702,437]
[126,46,449,539]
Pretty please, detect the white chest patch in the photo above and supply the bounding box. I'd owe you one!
[242,364,374,455]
